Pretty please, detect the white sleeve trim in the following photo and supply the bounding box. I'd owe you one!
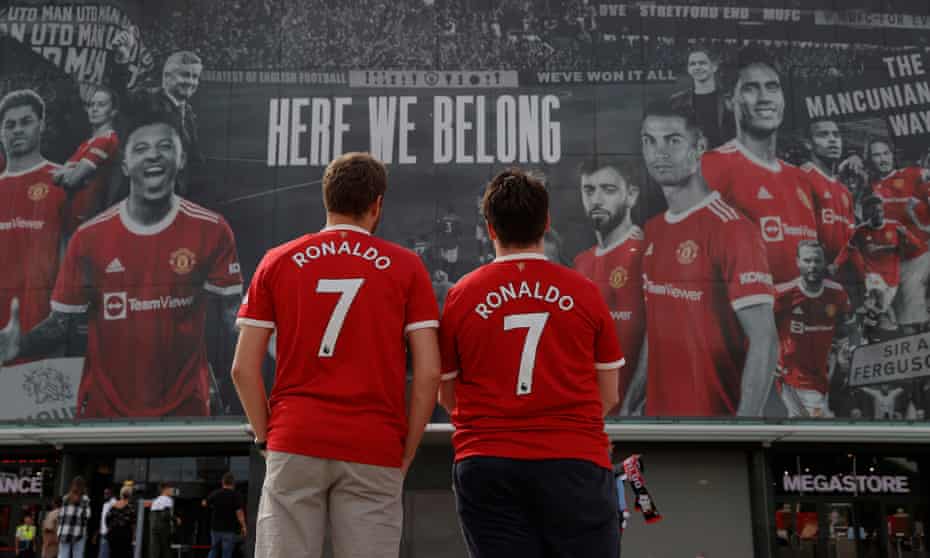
[89,147,109,160]
[79,158,98,169]
[731,293,775,311]
[595,358,625,371]
[404,320,439,334]
[236,317,276,329]
[440,371,459,381]
[50,300,88,314]
[204,282,244,296]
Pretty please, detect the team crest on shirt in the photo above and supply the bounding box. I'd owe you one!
[885,230,895,242]
[893,178,905,190]
[825,304,837,318]
[517,262,526,271]
[169,248,197,275]
[676,240,699,264]
[796,187,812,211]
[609,266,627,289]
[27,182,49,201]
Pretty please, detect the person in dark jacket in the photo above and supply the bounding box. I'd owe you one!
[668,47,734,149]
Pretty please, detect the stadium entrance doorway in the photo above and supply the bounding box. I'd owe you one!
[770,450,928,558]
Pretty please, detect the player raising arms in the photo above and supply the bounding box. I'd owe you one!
[774,241,853,418]
[573,158,646,409]
[701,50,818,284]
[53,85,120,233]
[832,195,923,338]
[867,138,930,335]
[622,101,777,417]
[0,89,65,362]
[0,116,243,418]
[800,120,855,264]
[438,170,623,557]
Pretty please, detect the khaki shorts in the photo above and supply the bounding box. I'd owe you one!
[893,251,930,326]
[255,451,404,558]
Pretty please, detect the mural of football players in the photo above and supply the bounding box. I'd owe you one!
[622,101,777,417]
[573,158,645,409]
[866,138,930,335]
[832,195,923,339]
[0,116,243,418]
[701,49,818,284]
[0,90,67,362]
[774,241,853,418]
[53,85,121,234]
[800,120,855,265]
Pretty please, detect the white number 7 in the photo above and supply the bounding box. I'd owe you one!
[503,312,549,396]
[316,278,364,358]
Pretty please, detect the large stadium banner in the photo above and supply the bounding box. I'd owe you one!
[3,0,930,422]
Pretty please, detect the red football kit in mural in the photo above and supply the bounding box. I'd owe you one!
[702,140,818,284]
[774,278,850,394]
[872,167,930,251]
[65,130,119,233]
[834,220,923,288]
[0,161,66,355]
[237,225,439,468]
[573,225,645,403]
[51,196,243,418]
[642,192,774,417]
[802,163,854,264]
[440,253,623,469]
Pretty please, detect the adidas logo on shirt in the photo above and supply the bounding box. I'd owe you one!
[106,258,125,273]
[757,186,774,200]
[793,306,805,315]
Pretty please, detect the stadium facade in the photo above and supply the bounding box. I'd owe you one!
[2,0,930,556]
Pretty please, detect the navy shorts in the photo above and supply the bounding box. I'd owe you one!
[453,456,620,558]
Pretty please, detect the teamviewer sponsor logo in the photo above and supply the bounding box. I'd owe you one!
[760,216,784,242]
[103,292,127,320]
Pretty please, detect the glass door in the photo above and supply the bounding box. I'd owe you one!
[775,501,821,558]
[825,503,857,558]
[884,503,928,558]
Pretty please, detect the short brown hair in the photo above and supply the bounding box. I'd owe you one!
[322,152,387,217]
[482,169,548,247]
[222,472,235,486]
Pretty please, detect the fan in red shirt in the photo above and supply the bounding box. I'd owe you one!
[800,120,855,264]
[622,101,777,418]
[233,152,441,558]
[868,138,930,334]
[53,86,120,234]
[438,169,623,558]
[0,90,67,363]
[701,51,818,284]
[0,117,243,418]
[832,195,923,335]
[573,157,645,411]
[774,241,853,418]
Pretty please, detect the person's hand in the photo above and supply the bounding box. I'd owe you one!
[111,30,134,64]
[827,263,839,277]
[0,298,22,364]
[838,154,864,175]
[401,454,414,476]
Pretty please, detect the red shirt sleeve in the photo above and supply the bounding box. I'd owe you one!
[716,219,775,310]
[236,253,276,329]
[592,290,624,370]
[82,133,119,168]
[50,232,90,314]
[438,286,461,381]
[403,256,440,335]
[700,151,730,194]
[204,220,244,296]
